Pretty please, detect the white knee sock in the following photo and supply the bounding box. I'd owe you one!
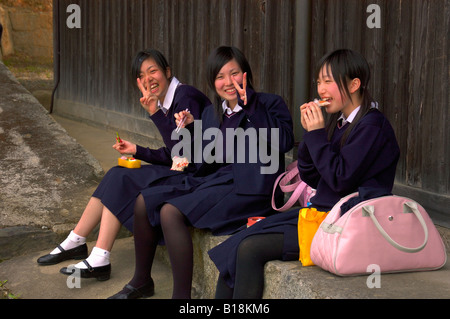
[74,246,110,269]
[50,230,86,254]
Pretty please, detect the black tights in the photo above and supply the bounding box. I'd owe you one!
[126,194,193,299]
[215,233,284,299]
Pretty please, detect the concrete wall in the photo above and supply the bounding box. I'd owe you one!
[0,5,52,58]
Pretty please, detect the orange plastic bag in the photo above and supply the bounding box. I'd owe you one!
[298,208,328,266]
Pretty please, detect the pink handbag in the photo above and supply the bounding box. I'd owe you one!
[310,193,447,276]
[271,160,315,211]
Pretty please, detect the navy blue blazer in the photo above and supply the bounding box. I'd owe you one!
[298,108,400,211]
[193,88,294,196]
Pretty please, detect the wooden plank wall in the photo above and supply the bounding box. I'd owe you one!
[55,0,296,119]
[309,0,449,223]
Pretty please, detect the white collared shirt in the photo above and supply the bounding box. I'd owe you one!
[337,106,361,126]
[221,100,243,115]
[158,77,180,114]
[337,102,378,126]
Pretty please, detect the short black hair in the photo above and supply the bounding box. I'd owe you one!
[131,48,171,83]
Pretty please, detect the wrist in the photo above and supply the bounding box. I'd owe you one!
[148,108,161,117]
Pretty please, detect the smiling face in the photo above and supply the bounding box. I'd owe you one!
[214,59,244,110]
[139,58,171,103]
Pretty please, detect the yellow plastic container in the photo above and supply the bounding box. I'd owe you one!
[118,157,141,169]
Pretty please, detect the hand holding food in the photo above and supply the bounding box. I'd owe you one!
[300,100,325,132]
[170,156,189,171]
[113,134,137,155]
[174,109,193,131]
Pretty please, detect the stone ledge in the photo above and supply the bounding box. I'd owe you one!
[157,227,450,299]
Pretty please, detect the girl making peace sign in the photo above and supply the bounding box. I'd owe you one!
[38,49,210,282]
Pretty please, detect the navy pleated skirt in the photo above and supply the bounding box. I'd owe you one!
[208,208,301,288]
[92,164,185,232]
[140,166,276,236]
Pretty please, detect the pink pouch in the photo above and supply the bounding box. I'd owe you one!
[310,193,447,276]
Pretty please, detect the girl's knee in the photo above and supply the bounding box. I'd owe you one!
[160,203,181,223]
[160,203,175,216]
[237,234,284,264]
[134,194,147,217]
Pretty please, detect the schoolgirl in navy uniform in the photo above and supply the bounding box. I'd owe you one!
[37,49,210,280]
[209,49,400,299]
[108,46,294,299]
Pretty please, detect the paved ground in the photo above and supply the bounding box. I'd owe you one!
[0,113,173,299]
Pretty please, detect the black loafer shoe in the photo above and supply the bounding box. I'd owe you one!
[37,244,88,265]
[60,260,111,281]
[107,279,155,299]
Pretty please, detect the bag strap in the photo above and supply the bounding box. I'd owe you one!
[363,201,428,253]
[277,161,301,192]
[272,163,308,212]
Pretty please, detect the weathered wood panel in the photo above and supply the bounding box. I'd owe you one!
[55,0,296,119]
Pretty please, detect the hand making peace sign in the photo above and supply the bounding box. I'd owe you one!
[137,78,159,115]
[231,72,248,105]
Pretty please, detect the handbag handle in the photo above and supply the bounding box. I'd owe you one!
[363,201,428,253]
[272,161,308,212]
[272,178,308,211]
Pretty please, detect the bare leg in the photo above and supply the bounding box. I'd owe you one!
[73,197,104,238]
[72,199,121,269]
[95,205,122,252]
[47,197,104,255]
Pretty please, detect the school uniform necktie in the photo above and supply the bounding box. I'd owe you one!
[337,118,344,129]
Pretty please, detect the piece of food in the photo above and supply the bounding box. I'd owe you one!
[116,132,122,143]
[118,156,141,169]
[314,98,331,107]
[170,156,189,171]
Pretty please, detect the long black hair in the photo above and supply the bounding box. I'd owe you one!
[131,48,172,83]
[316,49,375,146]
[206,46,254,120]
